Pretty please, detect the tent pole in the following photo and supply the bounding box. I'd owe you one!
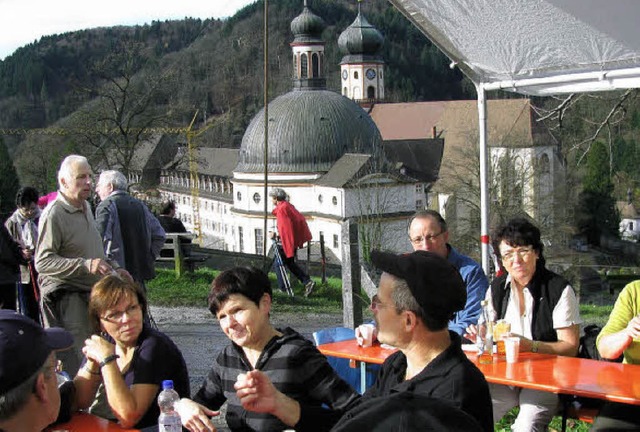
[477,84,491,276]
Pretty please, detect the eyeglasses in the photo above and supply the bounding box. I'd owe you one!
[410,231,444,245]
[370,294,394,312]
[500,247,534,262]
[101,303,141,323]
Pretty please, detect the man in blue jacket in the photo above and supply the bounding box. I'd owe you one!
[407,210,488,336]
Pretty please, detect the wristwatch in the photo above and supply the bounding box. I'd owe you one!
[531,340,540,353]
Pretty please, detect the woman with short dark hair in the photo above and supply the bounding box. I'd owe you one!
[466,218,581,431]
[176,266,359,432]
[73,275,189,429]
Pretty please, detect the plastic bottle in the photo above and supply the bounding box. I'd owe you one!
[158,379,181,432]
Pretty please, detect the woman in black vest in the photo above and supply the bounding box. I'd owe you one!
[466,218,581,432]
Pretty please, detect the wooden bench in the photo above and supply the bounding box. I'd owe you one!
[156,233,207,277]
[560,400,599,431]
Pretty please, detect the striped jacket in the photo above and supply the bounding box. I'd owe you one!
[193,327,359,431]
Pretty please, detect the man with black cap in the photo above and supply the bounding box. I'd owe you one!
[233,250,493,432]
[0,310,73,431]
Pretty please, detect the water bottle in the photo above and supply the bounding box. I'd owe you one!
[158,379,181,432]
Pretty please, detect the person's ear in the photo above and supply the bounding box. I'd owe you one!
[403,310,418,331]
[33,372,49,403]
[260,293,272,312]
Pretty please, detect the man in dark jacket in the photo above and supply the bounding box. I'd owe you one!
[234,251,494,432]
[0,221,28,310]
[95,170,165,285]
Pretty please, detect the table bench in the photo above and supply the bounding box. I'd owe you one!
[156,233,207,277]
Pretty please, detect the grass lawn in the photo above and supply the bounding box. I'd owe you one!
[148,267,615,431]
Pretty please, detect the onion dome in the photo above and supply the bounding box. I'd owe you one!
[291,0,326,44]
[338,10,384,56]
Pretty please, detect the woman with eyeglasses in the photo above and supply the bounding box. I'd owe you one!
[465,217,581,432]
[73,275,190,429]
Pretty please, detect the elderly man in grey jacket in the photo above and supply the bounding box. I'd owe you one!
[35,155,131,376]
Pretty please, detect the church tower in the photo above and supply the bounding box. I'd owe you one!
[290,0,326,90]
[338,3,385,104]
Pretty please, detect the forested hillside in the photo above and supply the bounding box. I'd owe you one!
[1,0,640,244]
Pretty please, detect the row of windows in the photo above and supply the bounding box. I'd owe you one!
[235,192,341,207]
[161,172,233,194]
[293,52,323,79]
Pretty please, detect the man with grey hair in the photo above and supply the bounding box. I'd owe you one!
[95,169,165,284]
[35,155,131,376]
[0,310,73,432]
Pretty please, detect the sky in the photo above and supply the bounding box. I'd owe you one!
[0,0,257,60]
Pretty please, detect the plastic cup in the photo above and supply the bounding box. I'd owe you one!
[357,324,375,347]
[505,337,520,363]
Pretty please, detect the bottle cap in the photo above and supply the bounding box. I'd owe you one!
[162,379,174,390]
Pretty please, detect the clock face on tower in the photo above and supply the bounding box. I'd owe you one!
[342,70,348,80]
[366,68,376,80]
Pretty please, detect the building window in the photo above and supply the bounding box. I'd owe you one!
[318,194,323,204]
[238,227,244,252]
[301,53,308,78]
[415,184,423,194]
[367,86,375,99]
[332,196,338,206]
[253,193,261,204]
[311,53,319,77]
[354,71,359,79]
[416,200,424,209]
[333,234,339,249]
[255,228,264,255]
[237,191,242,201]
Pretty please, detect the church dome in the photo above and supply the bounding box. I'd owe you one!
[291,2,326,44]
[236,90,383,173]
[338,11,384,56]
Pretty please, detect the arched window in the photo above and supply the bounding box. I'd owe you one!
[367,86,376,99]
[301,53,308,78]
[292,54,297,77]
[354,71,359,79]
[343,87,348,97]
[311,53,320,77]
[539,153,550,174]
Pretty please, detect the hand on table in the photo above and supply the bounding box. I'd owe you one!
[175,398,219,432]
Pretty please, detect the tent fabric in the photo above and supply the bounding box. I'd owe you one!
[386,0,640,95]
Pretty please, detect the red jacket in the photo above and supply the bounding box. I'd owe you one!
[272,201,312,258]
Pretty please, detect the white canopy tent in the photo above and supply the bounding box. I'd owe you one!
[386,0,640,273]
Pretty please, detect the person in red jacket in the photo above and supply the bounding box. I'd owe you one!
[269,188,315,297]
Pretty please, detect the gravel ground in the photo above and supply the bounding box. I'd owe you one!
[149,306,343,431]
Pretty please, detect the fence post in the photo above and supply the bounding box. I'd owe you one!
[320,233,327,284]
[341,219,362,329]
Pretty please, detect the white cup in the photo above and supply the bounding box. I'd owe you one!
[504,337,520,363]
[357,324,376,347]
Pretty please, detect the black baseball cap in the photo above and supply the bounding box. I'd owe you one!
[0,310,73,393]
[370,250,466,318]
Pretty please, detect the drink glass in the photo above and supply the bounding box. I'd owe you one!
[505,337,520,363]
[493,320,511,356]
[357,324,375,347]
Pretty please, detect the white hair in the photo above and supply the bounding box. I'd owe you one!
[57,155,89,189]
[98,170,128,191]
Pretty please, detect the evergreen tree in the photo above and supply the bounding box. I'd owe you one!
[0,137,20,220]
[575,141,619,244]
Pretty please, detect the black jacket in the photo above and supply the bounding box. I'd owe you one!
[0,224,26,285]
